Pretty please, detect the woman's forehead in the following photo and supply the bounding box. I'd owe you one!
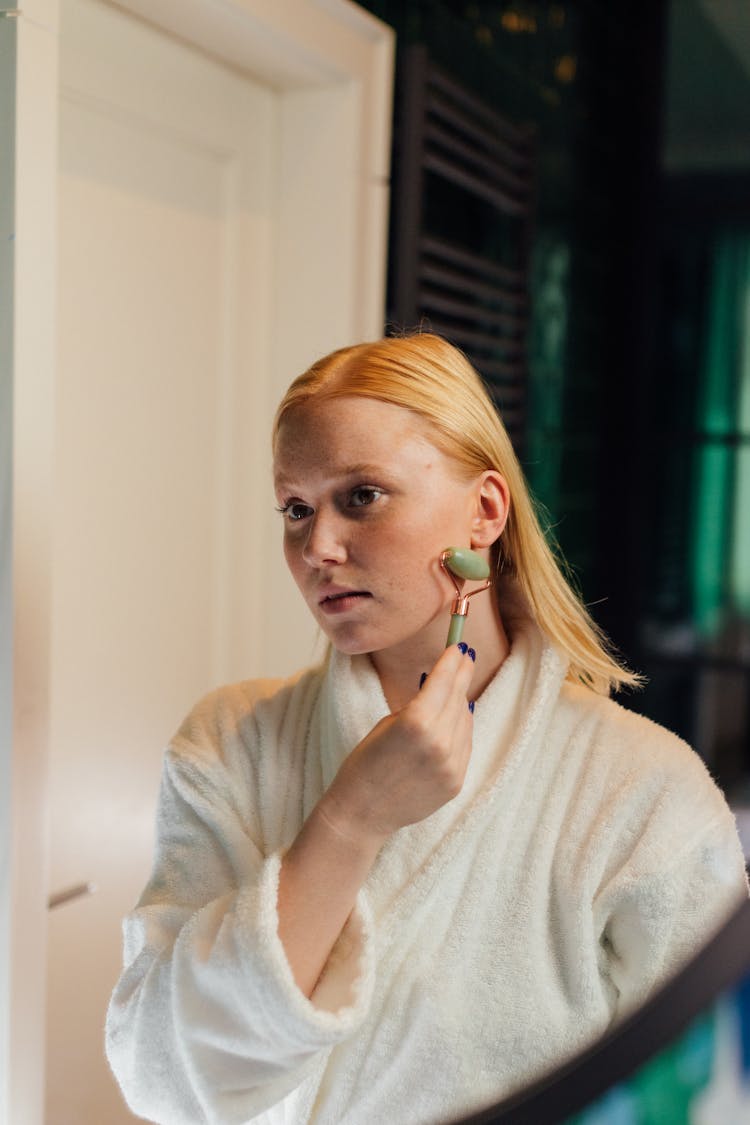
[275,396,432,451]
[279,392,418,427]
[273,396,445,482]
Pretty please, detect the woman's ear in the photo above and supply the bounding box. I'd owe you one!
[470,470,510,550]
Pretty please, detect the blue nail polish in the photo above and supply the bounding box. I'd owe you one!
[457,642,468,655]
[468,700,475,714]
[467,647,476,663]
[419,672,427,690]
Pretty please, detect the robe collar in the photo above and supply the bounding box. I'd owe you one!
[318,580,569,805]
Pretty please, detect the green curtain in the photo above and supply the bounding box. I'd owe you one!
[691,231,750,635]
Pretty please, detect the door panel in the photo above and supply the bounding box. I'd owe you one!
[47,1,275,1120]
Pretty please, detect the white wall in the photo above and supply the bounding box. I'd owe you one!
[0,14,16,1120]
[2,3,60,1123]
[1,1,393,1121]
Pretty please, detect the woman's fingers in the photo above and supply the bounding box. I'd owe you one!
[401,643,476,782]
[416,644,476,731]
[417,643,475,705]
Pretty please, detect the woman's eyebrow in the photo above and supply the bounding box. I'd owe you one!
[336,463,386,479]
[274,463,386,489]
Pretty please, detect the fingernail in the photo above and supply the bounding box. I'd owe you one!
[457,642,468,655]
[468,700,475,714]
[467,647,476,663]
[419,672,427,690]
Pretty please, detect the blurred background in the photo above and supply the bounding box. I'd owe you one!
[4,1,749,1121]
[357,0,750,817]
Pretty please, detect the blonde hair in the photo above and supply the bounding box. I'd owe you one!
[273,333,642,695]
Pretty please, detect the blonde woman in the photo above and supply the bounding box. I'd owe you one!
[107,334,748,1125]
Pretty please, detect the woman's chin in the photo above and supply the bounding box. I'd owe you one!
[325,632,384,657]
[326,628,445,664]
[316,608,447,659]
[322,623,402,658]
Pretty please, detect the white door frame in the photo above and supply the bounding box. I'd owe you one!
[1,1,393,1120]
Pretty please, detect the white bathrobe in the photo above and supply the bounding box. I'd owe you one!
[106,608,748,1125]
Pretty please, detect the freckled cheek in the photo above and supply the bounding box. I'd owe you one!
[374,536,449,605]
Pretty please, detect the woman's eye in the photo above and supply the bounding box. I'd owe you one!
[349,487,383,508]
[277,501,313,522]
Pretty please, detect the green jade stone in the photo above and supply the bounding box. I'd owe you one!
[443,547,490,581]
[443,548,490,647]
[446,613,467,646]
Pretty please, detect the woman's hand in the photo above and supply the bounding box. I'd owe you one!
[278,645,474,995]
[319,644,476,848]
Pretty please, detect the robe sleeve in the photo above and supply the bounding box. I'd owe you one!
[595,749,749,1019]
[105,693,375,1125]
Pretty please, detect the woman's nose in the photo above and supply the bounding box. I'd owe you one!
[301,511,348,567]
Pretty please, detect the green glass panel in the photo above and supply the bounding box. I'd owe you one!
[729,254,750,615]
[690,233,750,635]
[732,447,750,617]
[692,443,733,635]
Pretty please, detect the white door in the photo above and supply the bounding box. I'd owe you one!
[47,4,275,1120]
[47,1,281,1120]
[2,0,390,1118]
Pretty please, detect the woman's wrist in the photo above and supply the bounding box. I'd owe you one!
[278,789,383,998]
[314,785,390,858]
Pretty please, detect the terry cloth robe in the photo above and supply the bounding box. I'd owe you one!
[106,607,749,1125]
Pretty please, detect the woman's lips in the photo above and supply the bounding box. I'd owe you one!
[318,590,373,614]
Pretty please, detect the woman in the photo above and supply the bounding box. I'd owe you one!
[106,334,748,1125]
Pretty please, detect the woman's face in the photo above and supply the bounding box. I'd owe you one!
[273,396,486,658]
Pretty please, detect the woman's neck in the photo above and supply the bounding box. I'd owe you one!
[371,596,511,713]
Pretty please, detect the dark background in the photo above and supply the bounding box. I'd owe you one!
[358,0,750,803]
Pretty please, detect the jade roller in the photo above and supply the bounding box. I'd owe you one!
[439,547,492,647]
